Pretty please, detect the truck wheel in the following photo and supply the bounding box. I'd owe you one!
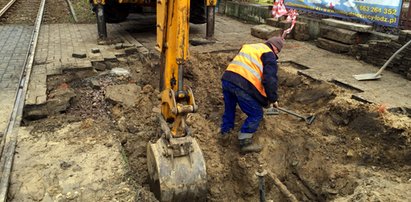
[190,0,206,24]
[105,4,129,23]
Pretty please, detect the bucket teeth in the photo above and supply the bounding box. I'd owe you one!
[147,136,207,201]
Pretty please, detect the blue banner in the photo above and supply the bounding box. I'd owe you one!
[284,0,403,27]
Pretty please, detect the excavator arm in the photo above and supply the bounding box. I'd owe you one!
[146,0,216,201]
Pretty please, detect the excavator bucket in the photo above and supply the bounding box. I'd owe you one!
[147,136,207,202]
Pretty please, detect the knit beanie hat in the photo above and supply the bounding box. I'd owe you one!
[266,37,284,52]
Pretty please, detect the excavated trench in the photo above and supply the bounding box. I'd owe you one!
[22,51,411,201]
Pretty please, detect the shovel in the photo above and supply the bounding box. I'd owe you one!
[353,39,411,81]
[266,107,316,125]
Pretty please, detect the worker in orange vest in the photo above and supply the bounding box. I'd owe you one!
[220,36,283,153]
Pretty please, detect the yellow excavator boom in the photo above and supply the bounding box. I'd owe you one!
[146,0,213,201]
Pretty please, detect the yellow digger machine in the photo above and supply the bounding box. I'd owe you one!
[91,0,216,39]
[90,0,217,201]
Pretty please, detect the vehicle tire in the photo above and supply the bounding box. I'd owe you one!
[104,3,129,23]
[190,0,206,24]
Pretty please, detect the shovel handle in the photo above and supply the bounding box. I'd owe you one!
[277,107,305,119]
[375,39,411,76]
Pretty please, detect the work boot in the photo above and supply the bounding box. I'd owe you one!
[219,130,232,147]
[239,138,262,154]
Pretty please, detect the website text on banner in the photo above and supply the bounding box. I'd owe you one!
[284,0,403,27]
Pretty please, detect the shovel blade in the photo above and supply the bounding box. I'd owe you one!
[305,115,316,125]
[265,107,280,115]
[353,73,382,81]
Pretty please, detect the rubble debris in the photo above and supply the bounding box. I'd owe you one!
[93,62,107,71]
[124,47,138,55]
[105,84,141,107]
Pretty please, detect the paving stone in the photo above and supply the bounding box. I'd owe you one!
[322,18,372,32]
[251,24,282,40]
[124,47,138,55]
[91,48,100,53]
[72,53,87,58]
[93,62,107,71]
[115,43,124,49]
[316,37,352,54]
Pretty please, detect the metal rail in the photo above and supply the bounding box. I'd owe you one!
[0,0,46,200]
[0,0,17,18]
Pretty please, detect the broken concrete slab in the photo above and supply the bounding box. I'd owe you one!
[322,18,372,32]
[24,86,76,119]
[316,37,352,54]
[320,25,360,45]
[93,62,107,71]
[251,24,282,40]
[105,84,141,107]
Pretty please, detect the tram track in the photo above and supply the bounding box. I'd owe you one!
[0,0,16,18]
[0,0,46,200]
[0,0,41,24]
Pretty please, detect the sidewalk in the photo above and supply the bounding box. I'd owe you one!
[280,40,411,108]
[0,25,33,133]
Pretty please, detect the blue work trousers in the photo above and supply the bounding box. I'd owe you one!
[221,80,263,135]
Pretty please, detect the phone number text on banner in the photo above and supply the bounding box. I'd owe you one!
[284,0,403,27]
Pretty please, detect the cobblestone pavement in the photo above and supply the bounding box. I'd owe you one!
[26,23,146,106]
[0,25,33,133]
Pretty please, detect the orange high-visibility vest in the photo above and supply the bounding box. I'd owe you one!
[226,43,272,97]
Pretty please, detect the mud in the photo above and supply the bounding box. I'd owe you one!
[12,47,411,201]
